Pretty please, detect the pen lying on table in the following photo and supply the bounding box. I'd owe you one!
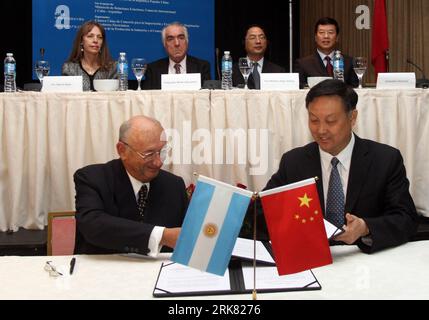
[70,257,76,275]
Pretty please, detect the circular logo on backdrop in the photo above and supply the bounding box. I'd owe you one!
[204,223,218,238]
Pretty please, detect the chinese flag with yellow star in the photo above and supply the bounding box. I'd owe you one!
[259,178,332,275]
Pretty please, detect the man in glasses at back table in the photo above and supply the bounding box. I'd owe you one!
[74,116,188,255]
[232,25,285,89]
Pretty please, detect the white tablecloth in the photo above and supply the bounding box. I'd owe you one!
[0,89,428,231]
[0,241,428,299]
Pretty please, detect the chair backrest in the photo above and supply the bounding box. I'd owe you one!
[47,211,76,256]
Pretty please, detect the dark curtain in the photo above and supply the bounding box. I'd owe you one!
[0,0,33,88]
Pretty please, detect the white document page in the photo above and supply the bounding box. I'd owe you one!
[324,219,344,239]
[154,262,230,294]
[232,238,275,264]
[241,265,320,290]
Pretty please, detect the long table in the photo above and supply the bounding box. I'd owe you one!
[0,241,428,299]
[0,89,428,231]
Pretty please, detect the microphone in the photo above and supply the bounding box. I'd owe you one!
[40,48,45,60]
[215,48,221,80]
[406,59,429,89]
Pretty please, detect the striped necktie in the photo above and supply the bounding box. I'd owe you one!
[174,63,181,74]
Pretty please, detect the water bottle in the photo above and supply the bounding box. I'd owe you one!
[4,53,17,92]
[333,50,345,82]
[221,51,233,90]
[117,52,128,91]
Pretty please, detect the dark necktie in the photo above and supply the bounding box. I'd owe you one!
[137,184,148,220]
[325,56,333,77]
[326,157,345,228]
[252,61,260,89]
[174,63,181,74]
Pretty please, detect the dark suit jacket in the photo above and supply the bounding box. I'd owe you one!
[142,55,211,90]
[232,59,286,89]
[247,135,418,254]
[294,52,359,89]
[74,159,188,255]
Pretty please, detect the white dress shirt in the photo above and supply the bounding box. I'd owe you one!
[126,172,164,257]
[319,134,372,245]
[248,56,264,74]
[168,56,187,74]
[317,49,335,68]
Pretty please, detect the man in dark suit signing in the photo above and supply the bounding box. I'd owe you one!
[142,22,211,90]
[74,116,188,255]
[232,25,285,89]
[294,17,359,88]
[251,79,418,253]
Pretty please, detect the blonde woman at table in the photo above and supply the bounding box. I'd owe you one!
[62,20,117,91]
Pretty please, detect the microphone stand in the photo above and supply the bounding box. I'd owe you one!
[407,59,429,89]
[215,48,221,80]
[385,49,389,72]
[252,192,258,300]
[289,0,293,73]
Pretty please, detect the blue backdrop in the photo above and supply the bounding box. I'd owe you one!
[32,0,215,79]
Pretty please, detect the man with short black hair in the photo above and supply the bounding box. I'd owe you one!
[232,25,285,89]
[294,17,359,88]
[251,79,418,253]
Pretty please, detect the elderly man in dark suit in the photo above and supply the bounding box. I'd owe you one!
[294,17,359,89]
[249,79,418,253]
[232,25,285,89]
[142,22,211,90]
[74,116,188,255]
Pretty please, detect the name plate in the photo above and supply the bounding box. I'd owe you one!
[376,73,416,89]
[260,73,299,90]
[161,73,201,91]
[42,76,83,92]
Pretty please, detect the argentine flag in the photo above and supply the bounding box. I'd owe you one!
[172,175,253,276]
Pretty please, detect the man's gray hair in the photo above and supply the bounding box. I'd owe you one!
[119,119,133,142]
[161,22,189,44]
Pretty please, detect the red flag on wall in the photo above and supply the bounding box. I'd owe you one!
[259,178,332,275]
[371,0,389,77]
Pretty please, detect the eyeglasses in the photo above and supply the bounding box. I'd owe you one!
[44,261,63,277]
[120,140,170,162]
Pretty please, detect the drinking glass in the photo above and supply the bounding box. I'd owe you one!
[238,57,252,89]
[35,60,50,86]
[131,58,147,91]
[353,57,367,89]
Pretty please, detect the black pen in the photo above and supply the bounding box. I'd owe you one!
[69,257,76,275]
